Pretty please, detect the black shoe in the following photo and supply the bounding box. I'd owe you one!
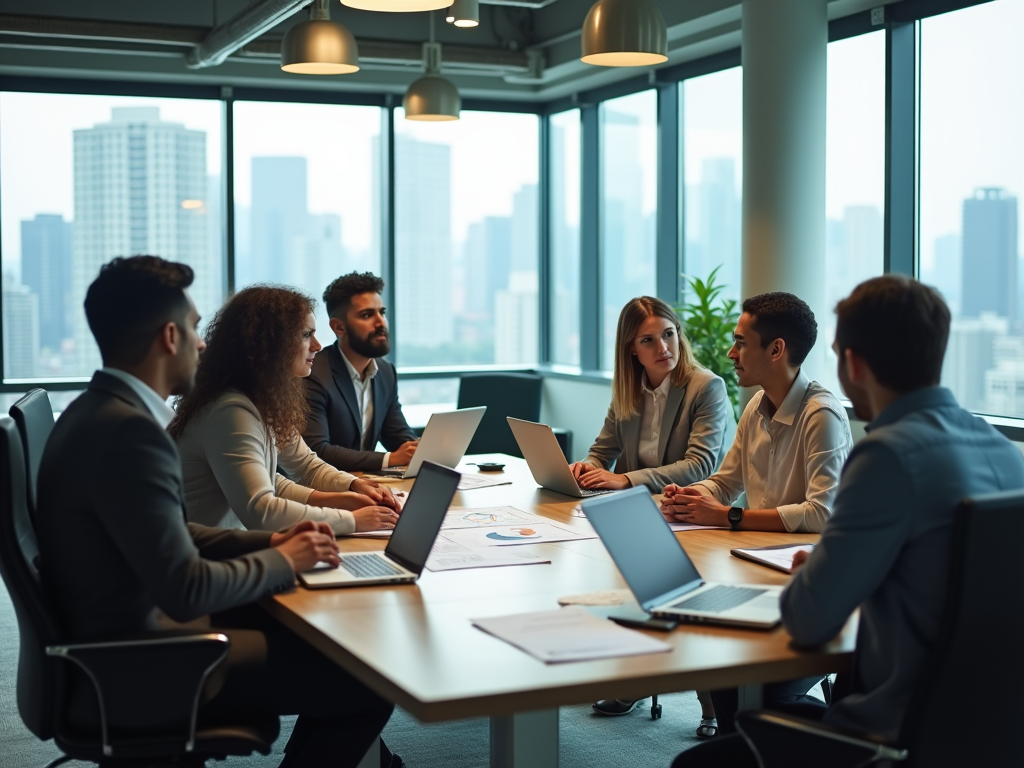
[591,698,647,716]
[380,737,404,768]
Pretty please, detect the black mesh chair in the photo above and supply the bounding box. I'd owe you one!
[457,373,543,457]
[0,417,279,767]
[736,491,1024,767]
[10,388,55,519]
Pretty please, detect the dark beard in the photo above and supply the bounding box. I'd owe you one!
[348,328,390,358]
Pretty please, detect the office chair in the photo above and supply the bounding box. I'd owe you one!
[457,373,542,457]
[735,491,1024,767]
[0,418,279,767]
[10,388,55,519]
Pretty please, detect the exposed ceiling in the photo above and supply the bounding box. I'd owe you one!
[0,0,894,102]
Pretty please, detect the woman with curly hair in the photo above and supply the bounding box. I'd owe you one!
[171,285,402,535]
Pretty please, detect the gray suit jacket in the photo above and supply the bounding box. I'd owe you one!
[303,342,417,472]
[36,371,294,641]
[584,367,734,491]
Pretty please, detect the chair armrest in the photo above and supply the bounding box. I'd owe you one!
[47,632,230,758]
[736,711,907,768]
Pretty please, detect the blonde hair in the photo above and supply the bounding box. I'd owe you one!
[611,296,698,421]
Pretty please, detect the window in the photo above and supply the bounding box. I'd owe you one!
[0,92,223,380]
[549,109,581,366]
[232,102,381,340]
[921,0,1024,417]
[681,67,742,305]
[599,90,657,370]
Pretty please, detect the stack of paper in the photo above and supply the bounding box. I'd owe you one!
[731,543,814,574]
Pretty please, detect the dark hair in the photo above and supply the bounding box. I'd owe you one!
[84,256,194,365]
[741,292,818,367]
[835,276,950,392]
[323,272,385,318]
[169,286,315,447]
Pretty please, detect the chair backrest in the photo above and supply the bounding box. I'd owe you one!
[899,491,1024,767]
[0,416,63,741]
[9,389,55,516]
[457,373,542,457]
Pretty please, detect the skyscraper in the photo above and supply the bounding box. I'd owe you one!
[249,157,309,286]
[698,158,741,302]
[961,187,1018,326]
[71,106,210,373]
[2,283,39,379]
[20,214,73,350]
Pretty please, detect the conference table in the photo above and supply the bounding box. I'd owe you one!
[263,455,856,768]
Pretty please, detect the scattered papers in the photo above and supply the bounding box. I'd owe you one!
[471,605,672,663]
[731,543,814,574]
[443,521,597,548]
[668,522,730,532]
[350,507,537,539]
[425,535,550,572]
[557,589,631,606]
[458,474,513,491]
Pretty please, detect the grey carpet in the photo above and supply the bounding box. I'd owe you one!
[0,581,707,767]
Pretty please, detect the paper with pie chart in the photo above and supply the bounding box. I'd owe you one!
[442,521,597,548]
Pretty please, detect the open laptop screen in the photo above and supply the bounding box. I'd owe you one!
[385,462,460,573]
[583,487,702,608]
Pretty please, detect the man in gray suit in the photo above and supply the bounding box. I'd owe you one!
[36,256,396,768]
[304,272,419,472]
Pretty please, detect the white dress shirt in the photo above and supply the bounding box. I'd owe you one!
[637,373,672,469]
[339,352,392,469]
[100,367,176,428]
[690,369,853,533]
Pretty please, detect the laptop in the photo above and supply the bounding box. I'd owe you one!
[299,461,460,589]
[378,406,486,479]
[507,417,615,498]
[582,486,783,629]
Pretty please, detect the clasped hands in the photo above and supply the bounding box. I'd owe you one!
[659,484,730,527]
[308,478,404,532]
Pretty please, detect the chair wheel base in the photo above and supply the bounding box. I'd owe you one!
[651,704,662,720]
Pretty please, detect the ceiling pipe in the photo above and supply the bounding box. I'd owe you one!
[185,0,312,69]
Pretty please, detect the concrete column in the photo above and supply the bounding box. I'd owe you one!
[741,0,828,353]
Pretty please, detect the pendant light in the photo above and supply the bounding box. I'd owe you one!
[281,0,359,75]
[580,0,668,67]
[446,0,479,27]
[404,14,461,121]
[342,0,453,12]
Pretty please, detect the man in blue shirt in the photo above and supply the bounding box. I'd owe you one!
[673,275,1024,767]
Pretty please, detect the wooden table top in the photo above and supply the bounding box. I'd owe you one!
[265,455,855,722]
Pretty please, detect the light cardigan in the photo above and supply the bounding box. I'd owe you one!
[176,391,359,535]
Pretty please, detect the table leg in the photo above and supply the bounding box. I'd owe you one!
[490,709,558,768]
[356,736,380,768]
[737,682,763,711]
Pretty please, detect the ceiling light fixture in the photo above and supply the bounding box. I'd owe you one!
[580,0,668,67]
[404,14,460,121]
[281,0,359,75]
[343,0,454,12]
[446,0,479,27]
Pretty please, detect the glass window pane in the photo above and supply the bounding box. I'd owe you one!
[921,0,1024,417]
[549,109,581,366]
[682,67,742,305]
[232,102,381,339]
[600,90,657,370]
[1,93,223,380]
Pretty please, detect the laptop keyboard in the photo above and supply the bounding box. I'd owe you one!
[339,554,406,579]
[669,585,767,613]
[579,487,613,497]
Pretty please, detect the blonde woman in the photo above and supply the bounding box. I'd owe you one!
[570,296,734,492]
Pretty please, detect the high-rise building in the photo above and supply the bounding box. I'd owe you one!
[2,283,39,379]
[495,272,538,364]
[71,106,210,373]
[249,157,308,287]
[927,233,961,313]
[961,187,1018,326]
[698,158,741,302]
[462,216,512,318]
[20,214,73,350]
[942,314,1007,412]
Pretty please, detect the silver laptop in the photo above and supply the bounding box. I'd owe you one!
[379,406,486,479]
[299,462,460,589]
[583,486,783,629]
[507,417,614,498]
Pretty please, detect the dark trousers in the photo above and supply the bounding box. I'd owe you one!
[710,675,826,734]
[205,604,394,768]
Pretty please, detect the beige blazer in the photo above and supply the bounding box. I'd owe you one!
[584,367,735,491]
[176,391,360,535]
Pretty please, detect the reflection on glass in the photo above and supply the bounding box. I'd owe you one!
[921,0,1024,418]
[549,109,581,366]
[394,109,539,368]
[232,102,381,339]
[0,93,223,381]
[599,90,657,371]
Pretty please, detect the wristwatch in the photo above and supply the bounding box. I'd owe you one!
[728,506,744,531]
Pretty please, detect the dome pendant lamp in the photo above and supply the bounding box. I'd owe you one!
[446,0,479,27]
[281,0,359,75]
[581,0,668,67]
[343,0,454,12]
[404,14,460,121]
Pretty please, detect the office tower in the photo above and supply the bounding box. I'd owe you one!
[495,272,539,364]
[942,314,1007,412]
[462,216,512,319]
[961,187,1018,326]
[927,234,961,314]
[20,214,73,351]
[698,158,741,302]
[249,157,309,286]
[3,283,40,379]
[549,122,580,364]
[71,106,210,373]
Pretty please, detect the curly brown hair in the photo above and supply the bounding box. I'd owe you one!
[169,285,315,447]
